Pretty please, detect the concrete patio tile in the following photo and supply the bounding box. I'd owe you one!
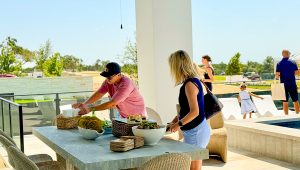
[1,135,300,170]
[203,148,300,170]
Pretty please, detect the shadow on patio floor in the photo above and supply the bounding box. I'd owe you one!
[203,147,300,170]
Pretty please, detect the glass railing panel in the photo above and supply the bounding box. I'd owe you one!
[10,104,22,149]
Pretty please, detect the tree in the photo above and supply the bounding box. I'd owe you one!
[212,62,227,75]
[0,37,22,74]
[62,55,83,72]
[119,39,138,80]
[120,40,137,64]
[43,52,63,77]
[226,52,242,75]
[242,61,262,74]
[35,40,51,71]
[261,56,274,73]
[99,60,110,71]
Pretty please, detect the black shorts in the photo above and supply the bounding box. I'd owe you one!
[283,85,298,102]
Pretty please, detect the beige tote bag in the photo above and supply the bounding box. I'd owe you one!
[271,80,286,100]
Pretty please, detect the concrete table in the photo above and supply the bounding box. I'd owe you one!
[33,126,208,170]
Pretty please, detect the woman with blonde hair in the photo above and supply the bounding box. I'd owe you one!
[168,50,210,170]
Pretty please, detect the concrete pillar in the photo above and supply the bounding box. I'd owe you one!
[136,0,193,124]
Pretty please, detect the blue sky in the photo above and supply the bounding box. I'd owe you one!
[1,0,300,66]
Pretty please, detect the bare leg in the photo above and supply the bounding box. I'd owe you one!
[293,101,300,114]
[283,102,289,115]
[191,160,202,170]
[249,112,252,118]
[243,113,246,119]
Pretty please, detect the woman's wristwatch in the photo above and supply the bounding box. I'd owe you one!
[178,120,183,127]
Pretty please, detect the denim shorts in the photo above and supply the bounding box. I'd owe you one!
[182,119,210,149]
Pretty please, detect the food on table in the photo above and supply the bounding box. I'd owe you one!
[78,116,103,133]
[137,121,160,129]
[127,114,146,123]
[101,120,112,128]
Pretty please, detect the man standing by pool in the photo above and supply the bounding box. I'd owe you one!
[72,62,146,118]
[275,50,300,115]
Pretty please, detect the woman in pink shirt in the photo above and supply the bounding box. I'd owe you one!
[72,62,146,118]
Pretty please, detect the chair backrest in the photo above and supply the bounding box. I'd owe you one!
[251,95,282,116]
[37,101,57,121]
[0,135,16,167]
[34,96,44,107]
[219,98,242,120]
[141,153,191,170]
[0,129,16,146]
[0,153,8,168]
[7,146,39,170]
[209,111,224,129]
[146,107,163,125]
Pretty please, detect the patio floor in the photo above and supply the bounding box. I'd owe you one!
[1,134,299,170]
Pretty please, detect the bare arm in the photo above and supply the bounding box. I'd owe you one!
[171,116,178,123]
[83,92,105,105]
[78,99,118,115]
[72,91,105,109]
[92,99,117,111]
[204,67,214,82]
[237,95,241,103]
[295,70,300,76]
[249,92,263,99]
[275,72,280,79]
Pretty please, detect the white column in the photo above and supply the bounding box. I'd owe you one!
[136,0,193,124]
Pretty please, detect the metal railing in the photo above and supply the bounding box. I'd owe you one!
[1,91,94,115]
[0,91,95,152]
[0,96,24,152]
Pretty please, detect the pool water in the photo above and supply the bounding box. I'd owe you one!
[261,119,300,129]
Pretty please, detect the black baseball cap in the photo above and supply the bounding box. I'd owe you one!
[100,62,121,77]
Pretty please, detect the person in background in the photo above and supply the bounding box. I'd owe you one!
[167,50,210,170]
[201,55,215,91]
[275,50,300,115]
[237,83,263,119]
[72,62,146,118]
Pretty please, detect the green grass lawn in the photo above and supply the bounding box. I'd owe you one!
[15,99,53,104]
[229,83,271,90]
[15,98,75,104]
[246,85,271,90]
[214,75,226,82]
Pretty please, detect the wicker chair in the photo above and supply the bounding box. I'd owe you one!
[141,153,191,170]
[0,130,16,146]
[7,146,64,170]
[207,111,228,162]
[0,135,53,168]
[0,153,9,168]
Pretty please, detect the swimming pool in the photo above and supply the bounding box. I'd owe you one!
[260,118,300,129]
[225,116,300,165]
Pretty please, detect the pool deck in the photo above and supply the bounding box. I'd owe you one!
[225,115,300,166]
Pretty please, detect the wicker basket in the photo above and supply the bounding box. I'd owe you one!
[112,119,136,137]
[56,114,80,129]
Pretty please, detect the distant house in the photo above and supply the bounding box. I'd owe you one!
[28,72,43,78]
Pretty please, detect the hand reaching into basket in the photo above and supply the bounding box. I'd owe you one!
[78,105,91,115]
[72,102,84,109]
[72,103,90,115]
